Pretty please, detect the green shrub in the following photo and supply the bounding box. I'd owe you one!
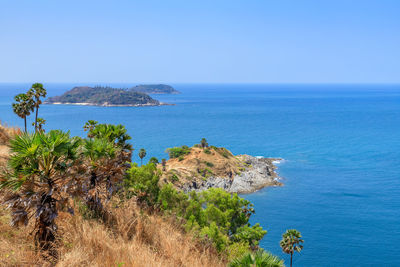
[204,148,211,154]
[157,186,266,253]
[166,145,191,159]
[205,161,214,167]
[148,157,159,164]
[232,223,267,249]
[170,173,179,182]
[178,155,185,161]
[158,183,189,214]
[124,163,160,206]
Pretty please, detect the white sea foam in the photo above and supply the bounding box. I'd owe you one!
[272,159,285,164]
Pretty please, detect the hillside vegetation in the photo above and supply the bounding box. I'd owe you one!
[0,124,224,266]
[0,121,289,266]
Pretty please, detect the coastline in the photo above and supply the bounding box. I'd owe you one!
[182,155,283,194]
[43,102,175,107]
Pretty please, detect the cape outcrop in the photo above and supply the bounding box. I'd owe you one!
[160,145,282,194]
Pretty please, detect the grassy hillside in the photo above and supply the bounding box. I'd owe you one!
[161,146,244,185]
[0,125,224,266]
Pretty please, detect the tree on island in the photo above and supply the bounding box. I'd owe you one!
[12,93,35,132]
[200,138,208,149]
[139,148,147,166]
[280,229,304,267]
[28,83,47,133]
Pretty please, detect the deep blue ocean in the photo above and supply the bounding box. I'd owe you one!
[1,83,399,266]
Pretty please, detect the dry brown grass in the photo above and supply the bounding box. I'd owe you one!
[0,123,21,167]
[0,198,225,267]
[0,122,21,145]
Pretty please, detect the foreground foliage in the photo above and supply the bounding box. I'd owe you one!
[229,249,285,267]
[0,119,290,265]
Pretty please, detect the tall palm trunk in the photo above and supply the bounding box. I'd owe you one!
[34,102,39,133]
[24,117,27,133]
[36,189,58,259]
[290,252,293,267]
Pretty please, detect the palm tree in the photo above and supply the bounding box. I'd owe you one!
[81,137,118,216]
[83,120,98,138]
[139,148,146,166]
[28,83,47,133]
[0,130,80,256]
[32,117,46,133]
[200,138,208,149]
[280,229,304,267]
[87,123,133,164]
[12,93,35,132]
[229,249,284,267]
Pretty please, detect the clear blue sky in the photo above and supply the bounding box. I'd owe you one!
[1,0,399,83]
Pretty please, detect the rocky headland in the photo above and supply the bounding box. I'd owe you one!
[160,145,282,194]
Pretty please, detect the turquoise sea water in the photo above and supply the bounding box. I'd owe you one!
[1,83,400,266]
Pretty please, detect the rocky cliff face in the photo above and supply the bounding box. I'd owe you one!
[181,155,282,194]
[160,146,282,194]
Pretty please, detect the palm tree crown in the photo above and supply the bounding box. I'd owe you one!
[280,229,304,267]
[138,148,146,166]
[229,249,284,267]
[12,93,35,132]
[28,83,47,132]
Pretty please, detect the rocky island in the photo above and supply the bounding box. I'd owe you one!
[130,84,180,94]
[45,86,172,106]
[160,143,282,194]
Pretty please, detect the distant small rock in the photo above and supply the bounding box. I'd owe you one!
[130,84,180,94]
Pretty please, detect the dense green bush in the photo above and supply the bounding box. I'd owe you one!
[124,163,160,207]
[156,185,267,253]
[205,161,214,167]
[148,157,159,164]
[166,145,191,159]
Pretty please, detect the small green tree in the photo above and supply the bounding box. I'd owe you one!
[200,138,208,149]
[165,145,191,159]
[12,93,35,132]
[149,157,159,164]
[28,83,47,133]
[280,229,304,267]
[161,158,167,171]
[138,148,146,166]
[124,163,161,207]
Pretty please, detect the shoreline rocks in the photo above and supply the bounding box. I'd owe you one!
[182,155,283,194]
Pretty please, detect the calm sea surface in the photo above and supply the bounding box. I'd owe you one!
[1,83,400,266]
